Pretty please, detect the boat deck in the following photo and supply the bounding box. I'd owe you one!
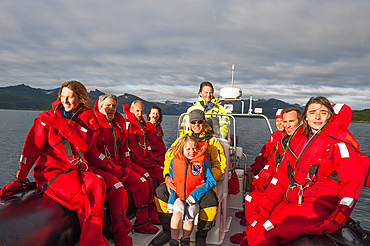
[119,208,245,246]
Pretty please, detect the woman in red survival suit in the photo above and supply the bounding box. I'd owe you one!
[94,94,160,234]
[0,81,113,246]
[146,106,166,171]
[242,96,370,246]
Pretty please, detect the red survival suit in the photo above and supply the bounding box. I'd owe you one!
[94,101,159,234]
[122,104,164,186]
[0,101,110,246]
[250,109,284,178]
[250,130,283,177]
[146,121,166,169]
[242,104,370,246]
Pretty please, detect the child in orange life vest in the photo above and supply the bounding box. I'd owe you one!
[167,135,216,246]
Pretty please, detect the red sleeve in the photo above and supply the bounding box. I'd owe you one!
[16,119,47,181]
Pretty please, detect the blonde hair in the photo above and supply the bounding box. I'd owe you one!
[58,80,92,109]
[173,135,199,159]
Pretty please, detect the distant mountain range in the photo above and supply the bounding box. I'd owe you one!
[0,84,368,121]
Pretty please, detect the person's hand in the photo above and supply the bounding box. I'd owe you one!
[251,161,263,176]
[38,111,67,130]
[253,186,282,222]
[303,220,339,235]
[0,180,24,197]
[196,180,205,188]
[252,176,268,192]
[110,165,125,180]
[120,167,130,184]
[165,176,176,193]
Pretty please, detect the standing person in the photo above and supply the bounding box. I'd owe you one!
[146,106,166,171]
[230,107,301,244]
[152,109,227,246]
[0,80,110,246]
[94,94,160,235]
[241,97,370,246]
[180,82,229,139]
[167,135,216,246]
[122,101,162,225]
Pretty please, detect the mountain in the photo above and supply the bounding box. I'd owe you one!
[1,84,366,121]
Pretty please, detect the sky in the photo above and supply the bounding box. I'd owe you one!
[0,0,369,110]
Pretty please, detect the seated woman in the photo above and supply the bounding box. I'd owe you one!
[146,106,166,184]
[242,96,370,246]
[0,80,111,246]
[167,135,216,246]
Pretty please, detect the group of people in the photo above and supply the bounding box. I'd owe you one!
[1,79,369,246]
[0,81,167,246]
[231,98,370,246]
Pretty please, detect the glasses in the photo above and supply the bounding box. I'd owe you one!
[190,120,204,125]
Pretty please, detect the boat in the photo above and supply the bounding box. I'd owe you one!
[1,66,370,246]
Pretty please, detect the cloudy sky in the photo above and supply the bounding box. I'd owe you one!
[1,0,369,109]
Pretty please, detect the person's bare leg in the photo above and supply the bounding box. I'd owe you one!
[170,211,183,240]
[182,220,194,239]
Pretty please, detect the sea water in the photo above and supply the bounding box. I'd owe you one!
[0,110,369,229]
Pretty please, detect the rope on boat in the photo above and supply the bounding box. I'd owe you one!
[323,219,370,246]
[323,231,351,246]
[346,219,370,246]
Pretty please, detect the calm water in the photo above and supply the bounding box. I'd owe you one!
[0,110,369,229]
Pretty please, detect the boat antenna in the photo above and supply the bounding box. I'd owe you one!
[231,64,235,87]
[248,95,253,114]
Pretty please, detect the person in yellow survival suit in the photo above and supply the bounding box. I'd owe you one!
[152,109,227,246]
[180,82,229,139]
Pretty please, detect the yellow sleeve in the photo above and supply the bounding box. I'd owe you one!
[208,137,227,181]
[163,138,179,178]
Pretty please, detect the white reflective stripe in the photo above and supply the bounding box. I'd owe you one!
[126,122,130,129]
[270,136,273,142]
[333,104,344,115]
[245,194,252,202]
[258,153,262,156]
[144,172,150,177]
[337,143,349,158]
[271,177,278,185]
[140,177,147,182]
[40,121,46,126]
[264,165,269,170]
[263,220,274,231]
[98,153,106,160]
[161,166,164,170]
[255,175,259,179]
[114,182,124,189]
[340,197,354,208]
[276,109,283,116]
[148,146,151,150]
[20,155,27,164]
[80,127,87,133]
[96,175,103,178]
[251,221,257,227]
[125,151,130,157]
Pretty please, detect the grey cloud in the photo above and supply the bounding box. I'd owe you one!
[0,0,369,110]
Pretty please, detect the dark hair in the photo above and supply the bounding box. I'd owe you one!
[302,96,334,137]
[283,107,302,122]
[147,105,163,126]
[198,82,214,94]
[58,80,92,109]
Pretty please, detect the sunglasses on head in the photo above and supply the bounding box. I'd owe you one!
[190,120,204,125]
